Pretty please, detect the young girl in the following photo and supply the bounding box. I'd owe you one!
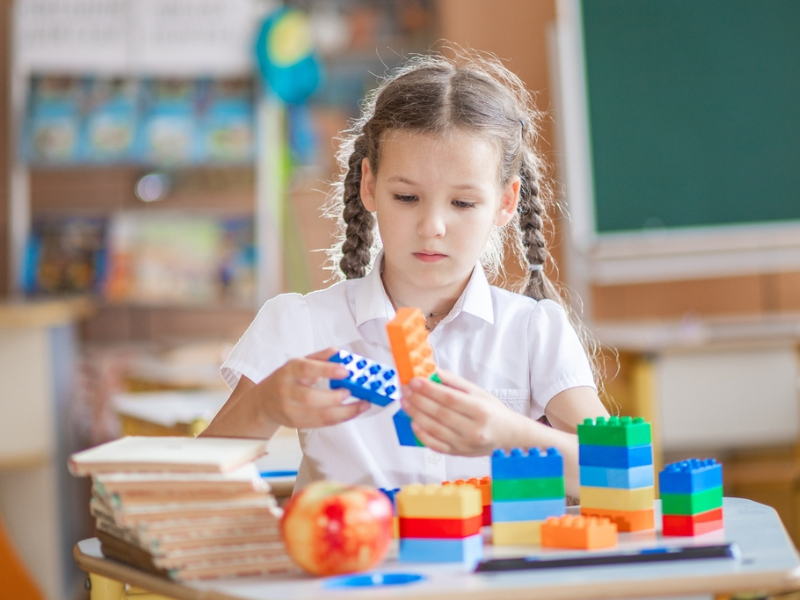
[204,50,609,497]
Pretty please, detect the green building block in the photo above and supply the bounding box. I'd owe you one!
[577,416,652,447]
[491,477,565,501]
[660,486,723,515]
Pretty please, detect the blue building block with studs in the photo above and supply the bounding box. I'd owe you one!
[328,350,399,407]
[393,408,423,447]
[578,443,653,469]
[579,465,655,489]
[491,448,563,480]
[399,533,483,564]
[659,459,723,495]
[491,498,566,522]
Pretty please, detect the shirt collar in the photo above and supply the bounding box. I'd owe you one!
[353,250,495,327]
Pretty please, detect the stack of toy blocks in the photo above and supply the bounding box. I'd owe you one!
[541,514,618,550]
[491,448,565,545]
[395,483,483,564]
[578,416,655,531]
[328,350,399,406]
[659,459,723,536]
[378,487,401,538]
[386,308,441,447]
[443,477,492,526]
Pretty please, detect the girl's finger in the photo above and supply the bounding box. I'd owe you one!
[291,356,349,380]
[404,392,472,441]
[433,368,478,393]
[406,377,483,420]
[409,421,451,454]
[317,401,371,427]
[291,385,352,409]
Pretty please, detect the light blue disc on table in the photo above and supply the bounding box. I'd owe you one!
[323,572,426,589]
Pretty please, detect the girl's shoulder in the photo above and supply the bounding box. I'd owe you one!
[489,284,566,317]
[257,278,352,316]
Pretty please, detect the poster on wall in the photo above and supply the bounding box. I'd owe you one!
[14,0,261,75]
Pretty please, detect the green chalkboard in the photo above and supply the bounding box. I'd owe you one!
[581,0,800,234]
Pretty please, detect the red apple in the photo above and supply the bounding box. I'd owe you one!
[280,480,394,576]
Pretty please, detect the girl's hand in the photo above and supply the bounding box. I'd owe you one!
[400,368,519,456]
[258,348,371,429]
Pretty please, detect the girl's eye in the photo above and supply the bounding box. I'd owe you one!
[453,200,476,209]
[393,194,417,203]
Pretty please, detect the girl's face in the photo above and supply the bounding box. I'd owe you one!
[360,129,519,296]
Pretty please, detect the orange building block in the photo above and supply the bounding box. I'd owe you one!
[386,307,437,384]
[541,514,618,550]
[444,477,493,525]
[580,506,655,532]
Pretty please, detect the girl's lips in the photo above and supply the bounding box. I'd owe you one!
[413,252,447,263]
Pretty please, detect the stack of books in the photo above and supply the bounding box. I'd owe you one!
[69,436,296,580]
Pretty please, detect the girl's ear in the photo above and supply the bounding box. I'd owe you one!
[360,158,377,212]
[494,176,521,227]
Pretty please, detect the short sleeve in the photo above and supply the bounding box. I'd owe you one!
[220,293,315,390]
[528,299,596,415]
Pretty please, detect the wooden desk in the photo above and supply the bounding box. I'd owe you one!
[75,498,800,600]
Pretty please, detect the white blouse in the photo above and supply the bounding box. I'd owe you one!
[221,257,596,491]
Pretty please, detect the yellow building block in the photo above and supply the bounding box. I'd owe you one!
[396,483,482,519]
[579,486,655,512]
[492,520,542,546]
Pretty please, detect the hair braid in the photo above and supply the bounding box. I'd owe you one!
[338,134,375,279]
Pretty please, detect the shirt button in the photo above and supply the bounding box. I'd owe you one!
[428,454,441,464]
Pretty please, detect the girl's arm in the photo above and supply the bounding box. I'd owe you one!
[401,371,608,497]
[202,348,371,439]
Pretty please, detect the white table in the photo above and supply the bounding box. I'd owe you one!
[74,498,800,600]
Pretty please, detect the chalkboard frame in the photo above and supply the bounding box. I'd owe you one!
[553,0,800,294]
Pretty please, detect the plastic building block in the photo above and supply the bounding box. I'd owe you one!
[491,448,563,480]
[661,487,723,515]
[396,484,482,519]
[443,478,493,525]
[444,477,492,506]
[491,498,566,522]
[659,459,723,495]
[541,515,618,550]
[578,444,653,469]
[386,307,437,385]
[328,350,399,406]
[399,533,483,564]
[580,507,655,532]
[492,477,565,501]
[579,465,654,489]
[577,416,651,447]
[392,408,424,447]
[492,520,542,545]
[579,486,655,512]
[662,507,724,536]
[482,504,492,526]
[398,515,482,538]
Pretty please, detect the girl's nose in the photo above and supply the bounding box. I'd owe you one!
[417,205,446,238]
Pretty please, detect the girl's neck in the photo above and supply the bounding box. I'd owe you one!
[379,264,469,328]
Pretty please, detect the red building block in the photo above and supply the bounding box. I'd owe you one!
[398,514,483,538]
[662,507,724,536]
[541,514,618,550]
[386,308,437,384]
